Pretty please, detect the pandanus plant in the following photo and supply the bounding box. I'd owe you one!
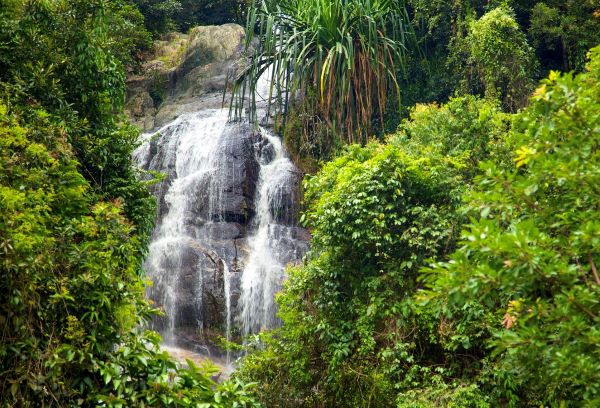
[231,0,414,144]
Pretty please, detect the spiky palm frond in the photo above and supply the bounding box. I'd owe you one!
[232,0,414,143]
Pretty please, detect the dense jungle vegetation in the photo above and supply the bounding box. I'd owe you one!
[1,0,599,407]
[233,0,600,406]
[0,0,258,406]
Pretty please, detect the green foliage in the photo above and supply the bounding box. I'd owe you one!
[0,0,151,75]
[236,49,600,408]
[399,0,599,118]
[0,0,156,245]
[457,7,538,112]
[0,1,260,406]
[0,101,260,407]
[233,0,415,143]
[422,46,600,407]
[396,0,510,113]
[235,0,599,165]
[396,381,490,408]
[392,95,512,176]
[133,0,182,34]
[235,96,509,407]
[528,0,600,72]
[133,0,249,36]
[175,0,250,30]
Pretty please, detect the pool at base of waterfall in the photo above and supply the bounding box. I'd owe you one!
[161,344,235,380]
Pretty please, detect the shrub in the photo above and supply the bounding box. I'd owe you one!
[423,46,600,406]
[235,96,509,407]
[0,1,260,405]
[462,7,538,112]
[0,91,260,408]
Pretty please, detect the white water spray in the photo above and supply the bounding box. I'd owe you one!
[240,130,299,335]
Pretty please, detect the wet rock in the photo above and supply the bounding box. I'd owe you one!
[211,127,261,223]
[204,223,243,240]
[269,179,302,225]
[259,143,276,165]
[125,24,245,132]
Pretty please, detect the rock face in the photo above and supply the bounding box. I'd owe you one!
[129,25,309,354]
[126,24,245,132]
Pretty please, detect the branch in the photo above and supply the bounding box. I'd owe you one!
[589,253,600,286]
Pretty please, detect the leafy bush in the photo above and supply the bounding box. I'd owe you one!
[0,0,157,245]
[133,0,249,36]
[237,49,600,407]
[459,7,538,112]
[174,0,250,30]
[133,0,182,35]
[0,99,259,407]
[396,381,490,408]
[398,1,598,118]
[423,46,600,407]
[0,1,260,406]
[393,95,512,176]
[528,0,600,73]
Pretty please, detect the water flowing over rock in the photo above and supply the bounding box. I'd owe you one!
[240,132,304,335]
[130,24,308,359]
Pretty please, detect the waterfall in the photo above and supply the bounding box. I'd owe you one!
[133,90,308,357]
[240,129,299,335]
[134,110,231,343]
[223,259,232,361]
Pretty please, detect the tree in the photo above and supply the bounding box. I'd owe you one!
[132,0,249,36]
[236,48,600,407]
[459,7,538,112]
[0,1,259,405]
[175,0,249,30]
[235,96,509,407]
[528,0,600,72]
[0,0,155,240]
[132,0,182,35]
[232,0,415,144]
[0,93,259,407]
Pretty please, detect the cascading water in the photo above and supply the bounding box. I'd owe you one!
[134,110,233,344]
[133,80,308,361]
[240,130,300,335]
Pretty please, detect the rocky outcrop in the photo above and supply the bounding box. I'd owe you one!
[126,24,245,132]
